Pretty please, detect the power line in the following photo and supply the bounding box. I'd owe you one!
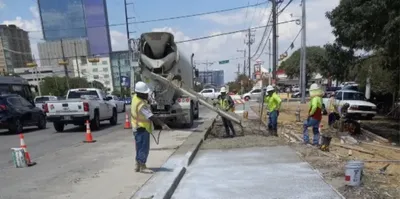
[5,19,298,62]
[176,19,298,44]
[278,0,294,15]
[283,27,302,54]
[27,2,268,33]
[250,10,273,59]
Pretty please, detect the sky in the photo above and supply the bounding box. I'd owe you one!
[0,0,339,83]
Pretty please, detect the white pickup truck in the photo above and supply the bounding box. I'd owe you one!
[322,89,377,119]
[43,88,117,132]
[198,88,220,100]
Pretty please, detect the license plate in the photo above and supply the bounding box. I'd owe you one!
[64,116,71,120]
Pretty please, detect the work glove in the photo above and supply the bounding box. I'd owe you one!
[161,124,171,131]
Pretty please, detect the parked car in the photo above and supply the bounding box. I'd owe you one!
[107,95,126,113]
[0,94,47,134]
[44,88,117,132]
[34,96,58,110]
[242,88,264,101]
[322,90,377,119]
[198,88,220,100]
[291,90,310,98]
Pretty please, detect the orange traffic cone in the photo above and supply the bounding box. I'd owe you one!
[124,113,131,129]
[83,120,96,143]
[19,133,36,166]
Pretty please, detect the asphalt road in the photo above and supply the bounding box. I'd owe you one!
[0,107,130,169]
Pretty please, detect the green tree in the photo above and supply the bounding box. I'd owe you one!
[40,77,89,96]
[279,46,327,81]
[91,80,105,90]
[326,0,400,94]
[321,43,355,84]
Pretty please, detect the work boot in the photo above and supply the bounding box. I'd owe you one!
[140,163,154,174]
[135,161,140,172]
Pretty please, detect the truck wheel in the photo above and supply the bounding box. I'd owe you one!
[53,122,65,132]
[37,114,47,129]
[194,101,199,119]
[244,96,250,101]
[110,108,118,125]
[122,105,126,112]
[184,102,194,128]
[91,111,100,130]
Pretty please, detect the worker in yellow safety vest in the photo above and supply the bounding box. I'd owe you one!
[131,81,170,173]
[263,85,282,136]
[215,87,236,138]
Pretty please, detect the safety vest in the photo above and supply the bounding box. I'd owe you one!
[328,97,336,112]
[264,92,281,112]
[131,94,153,133]
[219,96,233,112]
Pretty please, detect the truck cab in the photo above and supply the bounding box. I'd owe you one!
[198,88,220,100]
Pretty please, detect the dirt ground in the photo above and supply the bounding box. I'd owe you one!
[251,102,400,199]
[201,102,400,199]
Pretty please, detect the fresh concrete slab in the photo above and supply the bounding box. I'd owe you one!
[172,146,343,199]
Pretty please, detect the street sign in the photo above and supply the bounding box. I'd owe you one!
[219,60,229,64]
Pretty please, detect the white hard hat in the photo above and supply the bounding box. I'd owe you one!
[266,85,274,92]
[220,87,227,93]
[134,81,150,94]
[309,83,320,91]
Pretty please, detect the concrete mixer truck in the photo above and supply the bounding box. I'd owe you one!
[133,32,200,128]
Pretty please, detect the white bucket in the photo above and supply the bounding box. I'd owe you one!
[345,160,364,186]
[11,148,28,168]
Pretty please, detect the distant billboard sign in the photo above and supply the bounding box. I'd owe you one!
[120,76,130,87]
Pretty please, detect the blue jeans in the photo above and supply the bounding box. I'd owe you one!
[268,110,278,130]
[303,118,321,145]
[134,128,150,164]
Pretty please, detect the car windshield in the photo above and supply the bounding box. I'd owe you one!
[67,90,99,99]
[343,92,365,100]
[35,97,50,103]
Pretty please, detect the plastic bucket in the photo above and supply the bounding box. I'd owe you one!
[345,160,364,186]
[11,148,28,168]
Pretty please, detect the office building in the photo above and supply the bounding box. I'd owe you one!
[13,66,68,87]
[198,70,224,87]
[110,50,133,91]
[71,56,113,91]
[38,0,112,56]
[0,24,33,72]
[38,38,89,69]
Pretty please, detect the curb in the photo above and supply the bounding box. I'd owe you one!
[130,117,216,199]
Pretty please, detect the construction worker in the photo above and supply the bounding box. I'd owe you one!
[327,92,338,127]
[264,85,282,136]
[303,83,323,145]
[131,81,170,173]
[215,87,236,138]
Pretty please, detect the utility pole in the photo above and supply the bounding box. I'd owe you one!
[118,53,123,96]
[268,38,272,86]
[60,39,70,89]
[236,63,241,76]
[300,0,307,103]
[74,42,80,78]
[271,0,277,84]
[245,29,255,78]
[237,49,246,75]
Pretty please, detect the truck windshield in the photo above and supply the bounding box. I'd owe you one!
[343,92,365,100]
[68,90,99,99]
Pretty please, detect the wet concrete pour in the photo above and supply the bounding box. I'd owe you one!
[171,117,343,199]
[172,146,343,199]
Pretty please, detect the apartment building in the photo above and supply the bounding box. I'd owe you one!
[0,24,33,73]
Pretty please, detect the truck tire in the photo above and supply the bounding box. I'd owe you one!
[184,102,194,128]
[8,118,23,134]
[53,122,65,132]
[90,110,100,130]
[122,105,126,112]
[110,108,118,125]
[194,101,199,119]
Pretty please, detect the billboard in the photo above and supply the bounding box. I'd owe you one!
[120,76,130,88]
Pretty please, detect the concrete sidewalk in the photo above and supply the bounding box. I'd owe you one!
[172,146,343,199]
